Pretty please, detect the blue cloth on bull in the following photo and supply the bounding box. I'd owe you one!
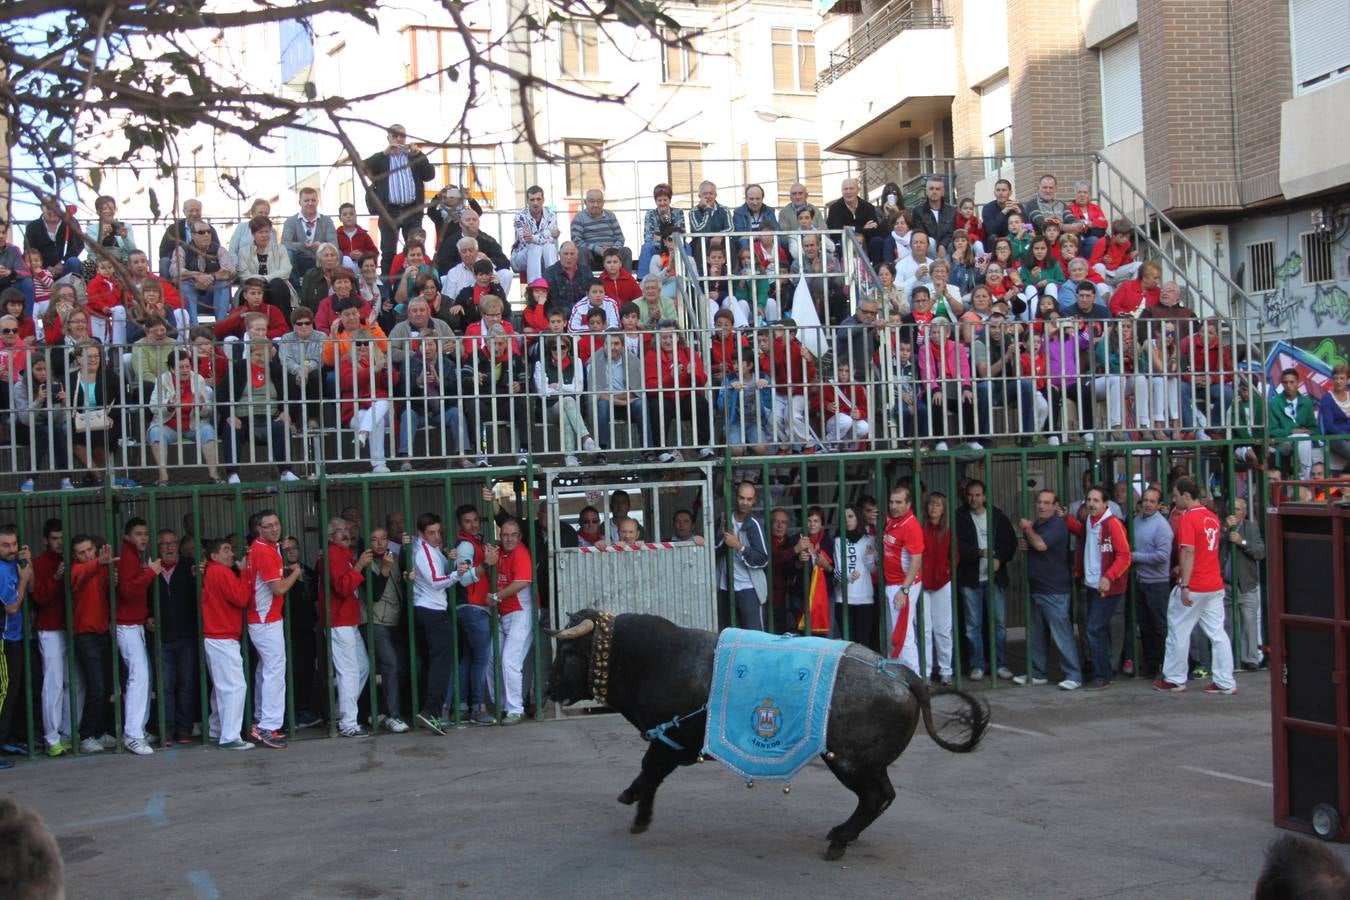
[702,628,849,782]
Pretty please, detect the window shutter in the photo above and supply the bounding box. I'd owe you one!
[980,74,1010,138]
[772,40,793,91]
[1290,0,1350,89]
[1100,34,1143,145]
[667,143,703,204]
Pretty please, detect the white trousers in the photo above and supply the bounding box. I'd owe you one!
[354,399,392,466]
[89,305,127,346]
[824,414,870,450]
[512,243,559,282]
[248,620,287,731]
[918,582,955,677]
[884,583,921,671]
[330,625,370,731]
[1133,375,1181,425]
[115,624,150,740]
[1162,587,1236,690]
[486,606,532,715]
[1093,375,1134,429]
[773,394,815,447]
[205,638,246,744]
[38,630,81,746]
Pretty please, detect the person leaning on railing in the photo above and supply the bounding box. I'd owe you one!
[66,339,119,486]
[12,352,72,492]
[218,335,298,484]
[396,334,469,468]
[144,348,222,486]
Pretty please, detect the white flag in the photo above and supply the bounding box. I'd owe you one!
[789,274,825,358]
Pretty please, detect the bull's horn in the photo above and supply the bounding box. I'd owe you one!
[554,619,596,640]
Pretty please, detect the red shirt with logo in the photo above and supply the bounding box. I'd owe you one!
[882,512,924,586]
[1177,505,1223,593]
[247,538,286,625]
[494,544,533,615]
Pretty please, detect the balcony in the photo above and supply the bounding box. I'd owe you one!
[815,0,955,155]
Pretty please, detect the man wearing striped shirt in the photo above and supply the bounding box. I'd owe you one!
[363,124,435,276]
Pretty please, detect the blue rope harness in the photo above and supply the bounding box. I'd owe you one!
[875,659,908,681]
[642,705,707,751]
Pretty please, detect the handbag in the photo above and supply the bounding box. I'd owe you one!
[73,409,112,432]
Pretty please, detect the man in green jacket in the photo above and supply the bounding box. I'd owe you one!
[1268,367,1319,477]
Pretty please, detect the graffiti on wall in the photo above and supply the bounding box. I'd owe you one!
[1260,250,1350,333]
[1311,283,1350,328]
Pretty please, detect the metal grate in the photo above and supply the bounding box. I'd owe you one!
[1300,231,1335,285]
[1247,240,1276,293]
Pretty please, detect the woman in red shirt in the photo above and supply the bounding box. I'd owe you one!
[954,198,987,253]
[920,491,955,683]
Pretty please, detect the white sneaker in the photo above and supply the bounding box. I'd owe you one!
[279,470,300,482]
[1082,432,1096,444]
[60,478,74,490]
[1012,675,1048,686]
[355,431,368,450]
[658,451,677,463]
[699,447,716,459]
[968,667,985,680]
[385,717,410,734]
[1048,436,1061,447]
[97,733,117,750]
[400,462,413,472]
[563,454,579,467]
[371,463,391,474]
[20,479,34,493]
[123,737,154,756]
[227,473,241,484]
[581,436,598,452]
[965,441,984,451]
[476,455,489,467]
[1195,429,1211,441]
[934,441,949,451]
[1058,679,1082,691]
[996,666,1014,680]
[79,736,104,753]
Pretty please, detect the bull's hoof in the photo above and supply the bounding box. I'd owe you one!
[630,820,650,834]
[617,789,637,805]
[824,842,847,861]
[826,825,842,842]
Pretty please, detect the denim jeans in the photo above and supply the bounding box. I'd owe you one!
[1085,587,1121,683]
[399,405,465,455]
[180,281,232,322]
[456,604,491,711]
[1180,382,1235,429]
[896,399,929,438]
[594,397,648,450]
[976,378,1036,435]
[1029,593,1082,682]
[960,582,1007,670]
[158,637,199,737]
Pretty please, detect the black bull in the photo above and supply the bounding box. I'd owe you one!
[545,610,991,860]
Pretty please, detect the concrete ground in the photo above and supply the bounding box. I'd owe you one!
[7,670,1348,899]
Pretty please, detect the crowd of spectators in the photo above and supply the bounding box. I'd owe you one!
[2,148,1347,490]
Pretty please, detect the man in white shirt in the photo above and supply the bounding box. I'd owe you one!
[895,231,934,293]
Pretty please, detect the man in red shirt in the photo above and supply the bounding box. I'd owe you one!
[31,519,75,756]
[246,509,302,748]
[486,518,533,726]
[202,537,255,749]
[644,320,714,461]
[70,535,114,754]
[319,517,375,737]
[1106,260,1161,318]
[115,518,163,756]
[882,485,924,668]
[1155,476,1236,694]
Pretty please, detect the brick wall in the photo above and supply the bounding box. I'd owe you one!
[949,0,984,194]
[1231,0,1290,205]
[1005,0,1090,194]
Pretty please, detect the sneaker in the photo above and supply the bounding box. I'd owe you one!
[517,450,529,465]
[699,447,716,459]
[123,737,154,756]
[256,728,287,749]
[46,740,69,758]
[385,717,410,734]
[1084,679,1112,691]
[939,675,954,686]
[1190,666,1210,680]
[371,463,391,474]
[1152,678,1187,693]
[279,470,300,482]
[658,451,677,463]
[220,740,253,751]
[564,454,579,468]
[294,711,322,730]
[79,737,104,754]
[19,479,34,493]
[1048,436,1061,447]
[1241,662,1260,672]
[338,725,368,737]
[0,758,11,770]
[499,712,524,726]
[968,667,985,680]
[581,436,598,452]
[471,711,497,726]
[1083,432,1096,445]
[964,441,984,451]
[1121,660,1135,677]
[1012,675,1048,686]
[1203,683,1237,695]
[1058,679,1081,691]
[227,473,241,484]
[934,441,949,451]
[995,666,1014,680]
[113,477,139,489]
[60,478,74,490]
[97,733,116,750]
[400,461,414,472]
[355,431,368,450]
[1,743,30,757]
[416,713,447,735]
[476,455,489,468]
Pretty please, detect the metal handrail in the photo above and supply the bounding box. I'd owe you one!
[816,0,953,88]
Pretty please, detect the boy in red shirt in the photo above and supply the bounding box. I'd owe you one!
[202,537,255,749]
[819,360,870,450]
[882,485,924,667]
[115,518,163,755]
[70,535,115,754]
[31,519,75,756]
[86,256,130,345]
[246,509,302,748]
[1155,476,1236,694]
[485,518,533,725]
[319,518,374,736]
[599,248,641,303]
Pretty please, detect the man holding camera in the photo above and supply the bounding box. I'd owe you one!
[363,124,436,276]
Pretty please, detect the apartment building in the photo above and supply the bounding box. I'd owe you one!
[814,0,1350,352]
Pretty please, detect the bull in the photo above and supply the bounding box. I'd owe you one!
[545,609,990,860]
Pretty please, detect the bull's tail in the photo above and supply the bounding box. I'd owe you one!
[916,679,990,753]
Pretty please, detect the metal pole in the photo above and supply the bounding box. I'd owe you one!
[191,490,209,746]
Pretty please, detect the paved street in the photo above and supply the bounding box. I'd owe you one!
[6,671,1347,899]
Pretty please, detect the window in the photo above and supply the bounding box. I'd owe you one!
[407,27,461,93]
[564,140,605,196]
[1300,232,1335,285]
[429,146,498,207]
[1100,33,1143,145]
[559,20,600,79]
[1246,240,1276,293]
[980,75,1011,175]
[771,28,815,93]
[666,142,704,205]
[774,140,822,207]
[1290,0,1350,91]
[662,29,699,82]
[740,144,752,189]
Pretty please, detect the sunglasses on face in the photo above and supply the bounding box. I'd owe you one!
[0,328,16,335]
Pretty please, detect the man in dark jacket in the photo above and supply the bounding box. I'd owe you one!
[955,479,1017,680]
[1224,497,1266,670]
[909,176,958,254]
[543,242,599,312]
[151,529,200,745]
[363,124,436,276]
[24,200,85,279]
